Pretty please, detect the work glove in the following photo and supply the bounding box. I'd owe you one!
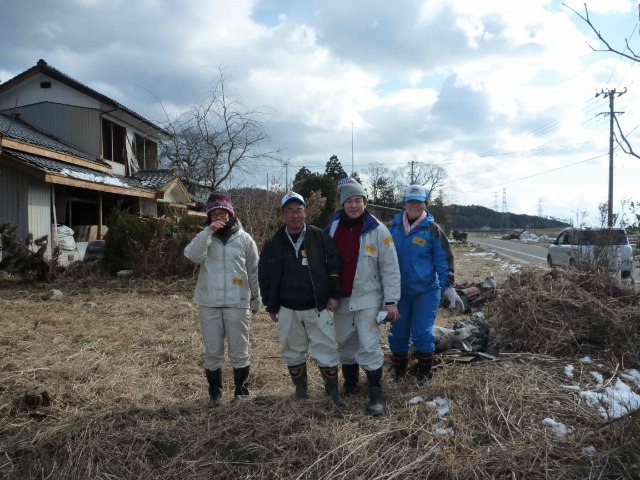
[250,297,261,314]
[443,288,465,313]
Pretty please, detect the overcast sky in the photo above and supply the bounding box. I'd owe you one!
[2,0,640,225]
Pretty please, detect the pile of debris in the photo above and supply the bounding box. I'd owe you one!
[485,267,640,362]
[430,275,501,363]
[501,228,523,240]
[442,275,498,313]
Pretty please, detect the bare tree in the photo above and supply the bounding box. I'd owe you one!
[564,3,640,62]
[400,162,448,198]
[566,3,640,158]
[365,163,396,206]
[160,67,280,191]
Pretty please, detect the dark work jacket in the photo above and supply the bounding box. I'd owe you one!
[258,224,342,313]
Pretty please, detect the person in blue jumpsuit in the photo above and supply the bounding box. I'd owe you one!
[387,185,464,382]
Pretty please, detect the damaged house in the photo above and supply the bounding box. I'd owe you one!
[0,59,191,262]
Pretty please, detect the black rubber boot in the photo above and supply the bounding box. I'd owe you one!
[416,351,434,383]
[390,352,408,382]
[319,366,346,407]
[365,367,384,416]
[287,363,309,400]
[341,363,360,397]
[205,368,223,405]
[233,365,250,397]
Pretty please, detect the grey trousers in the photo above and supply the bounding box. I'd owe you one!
[199,306,251,370]
[333,301,384,371]
[277,306,340,367]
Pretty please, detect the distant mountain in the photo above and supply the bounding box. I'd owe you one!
[445,204,569,230]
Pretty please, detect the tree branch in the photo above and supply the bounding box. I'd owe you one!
[563,3,640,62]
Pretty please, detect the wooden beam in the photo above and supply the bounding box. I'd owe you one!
[97,191,103,240]
[44,173,156,198]
[2,138,112,173]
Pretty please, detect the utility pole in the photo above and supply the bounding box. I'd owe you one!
[409,161,416,184]
[283,161,290,192]
[351,122,354,176]
[596,88,626,227]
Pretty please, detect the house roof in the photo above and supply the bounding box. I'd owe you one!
[0,59,166,134]
[137,169,179,189]
[3,148,154,192]
[0,111,109,167]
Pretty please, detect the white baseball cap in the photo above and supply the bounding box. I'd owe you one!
[403,185,429,202]
[281,192,306,210]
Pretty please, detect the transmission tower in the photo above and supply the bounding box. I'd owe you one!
[493,192,498,211]
[537,198,543,218]
[500,188,509,230]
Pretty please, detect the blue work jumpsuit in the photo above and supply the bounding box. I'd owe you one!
[387,211,455,354]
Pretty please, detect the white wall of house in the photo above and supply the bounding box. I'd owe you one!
[28,182,53,258]
[0,73,100,111]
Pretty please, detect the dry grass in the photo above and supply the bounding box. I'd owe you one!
[487,267,640,365]
[1,245,639,479]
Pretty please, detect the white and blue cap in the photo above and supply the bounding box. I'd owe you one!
[281,192,306,210]
[403,185,429,202]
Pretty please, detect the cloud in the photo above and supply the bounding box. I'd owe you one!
[1,0,639,221]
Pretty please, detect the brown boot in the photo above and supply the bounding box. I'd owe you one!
[390,352,408,382]
[416,352,434,383]
[288,363,309,400]
[319,366,346,407]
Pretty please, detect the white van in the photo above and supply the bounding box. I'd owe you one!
[547,227,634,280]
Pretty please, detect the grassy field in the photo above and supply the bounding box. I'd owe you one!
[1,244,638,479]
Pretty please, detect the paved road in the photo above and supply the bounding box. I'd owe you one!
[467,236,549,267]
[468,236,640,284]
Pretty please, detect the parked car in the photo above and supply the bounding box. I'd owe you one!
[547,227,634,280]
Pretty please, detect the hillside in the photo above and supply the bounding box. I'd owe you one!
[446,204,570,230]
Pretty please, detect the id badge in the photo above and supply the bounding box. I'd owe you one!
[302,258,308,266]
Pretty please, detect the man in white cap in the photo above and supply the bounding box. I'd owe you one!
[326,178,401,416]
[258,192,345,406]
[388,185,464,384]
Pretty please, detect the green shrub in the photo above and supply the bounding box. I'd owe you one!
[103,206,202,277]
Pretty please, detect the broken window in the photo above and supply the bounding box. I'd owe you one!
[102,118,126,164]
[134,134,158,170]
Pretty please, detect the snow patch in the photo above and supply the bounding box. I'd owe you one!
[590,371,604,386]
[580,379,640,420]
[542,418,571,437]
[425,396,450,420]
[60,168,130,188]
[564,364,574,378]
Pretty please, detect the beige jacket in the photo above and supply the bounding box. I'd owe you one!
[184,226,260,310]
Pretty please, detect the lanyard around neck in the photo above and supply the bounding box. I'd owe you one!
[286,227,306,258]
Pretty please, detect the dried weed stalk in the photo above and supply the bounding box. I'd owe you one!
[486,267,640,364]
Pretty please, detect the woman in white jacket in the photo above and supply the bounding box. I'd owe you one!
[184,192,261,405]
